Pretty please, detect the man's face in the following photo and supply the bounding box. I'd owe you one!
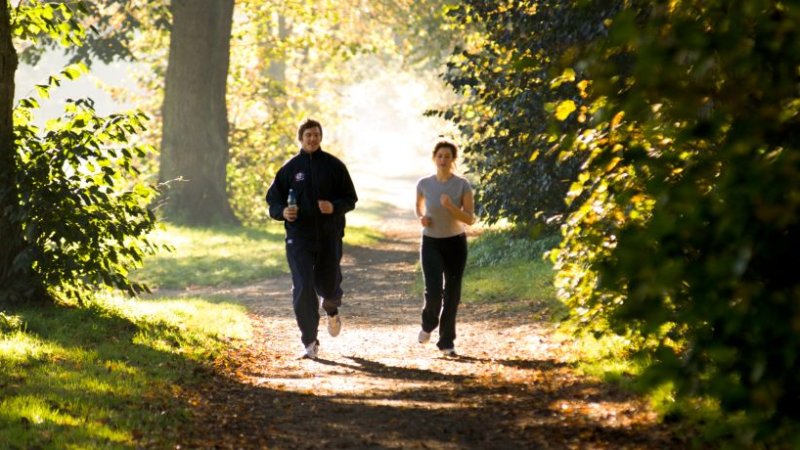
[300,127,322,153]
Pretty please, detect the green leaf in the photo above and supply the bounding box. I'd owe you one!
[551,68,576,89]
[19,98,40,109]
[34,85,50,99]
[555,100,577,121]
[62,63,87,80]
[41,6,54,20]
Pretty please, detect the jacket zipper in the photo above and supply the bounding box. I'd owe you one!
[309,151,321,247]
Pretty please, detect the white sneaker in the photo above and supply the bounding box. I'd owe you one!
[304,341,319,359]
[441,348,456,357]
[327,315,342,337]
[418,330,431,344]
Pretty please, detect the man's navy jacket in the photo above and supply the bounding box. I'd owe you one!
[266,148,358,245]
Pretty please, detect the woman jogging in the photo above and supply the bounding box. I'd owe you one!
[415,140,475,356]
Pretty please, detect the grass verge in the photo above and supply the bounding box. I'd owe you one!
[131,223,287,290]
[0,294,250,449]
[133,222,383,290]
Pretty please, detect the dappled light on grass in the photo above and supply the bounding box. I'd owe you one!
[0,395,130,444]
[465,262,554,302]
[464,231,558,300]
[0,293,252,448]
[0,332,45,364]
[0,325,152,447]
[99,293,252,356]
[342,224,384,247]
[132,224,287,289]
[134,222,386,291]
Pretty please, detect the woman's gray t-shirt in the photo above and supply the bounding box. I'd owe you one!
[416,174,473,238]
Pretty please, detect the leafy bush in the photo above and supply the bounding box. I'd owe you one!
[549,1,800,446]
[10,67,162,302]
[1,0,161,305]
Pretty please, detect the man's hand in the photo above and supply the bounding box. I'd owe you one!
[284,206,298,222]
[419,215,432,227]
[318,200,334,214]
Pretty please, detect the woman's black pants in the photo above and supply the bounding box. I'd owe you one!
[420,233,467,350]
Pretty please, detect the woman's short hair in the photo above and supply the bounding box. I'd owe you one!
[297,119,323,140]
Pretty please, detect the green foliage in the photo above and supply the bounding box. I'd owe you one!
[433,1,621,229]
[469,229,560,268]
[547,0,800,446]
[17,0,170,67]
[0,294,250,448]
[395,0,464,69]
[3,4,162,304]
[441,0,800,445]
[11,65,162,301]
[11,0,87,48]
[0,312,24,333]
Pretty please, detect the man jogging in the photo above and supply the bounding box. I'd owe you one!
[266,119,358,359]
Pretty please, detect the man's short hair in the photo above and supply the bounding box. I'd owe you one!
[297,118,323,140]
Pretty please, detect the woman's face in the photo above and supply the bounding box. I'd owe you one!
[433,147,455,171]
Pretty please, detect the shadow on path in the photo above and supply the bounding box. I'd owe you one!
[181,346,681,449]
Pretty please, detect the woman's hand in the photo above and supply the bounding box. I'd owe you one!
[440,194,453,209]
[439,191,476,225]
[419,215,432,227]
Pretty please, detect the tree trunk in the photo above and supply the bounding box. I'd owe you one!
[159,0,239,225]
[267,14,288,83]
[0,1,45,304]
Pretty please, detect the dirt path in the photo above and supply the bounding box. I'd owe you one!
[176,217,682,449]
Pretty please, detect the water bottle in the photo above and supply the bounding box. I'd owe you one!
[287,188,297,209]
